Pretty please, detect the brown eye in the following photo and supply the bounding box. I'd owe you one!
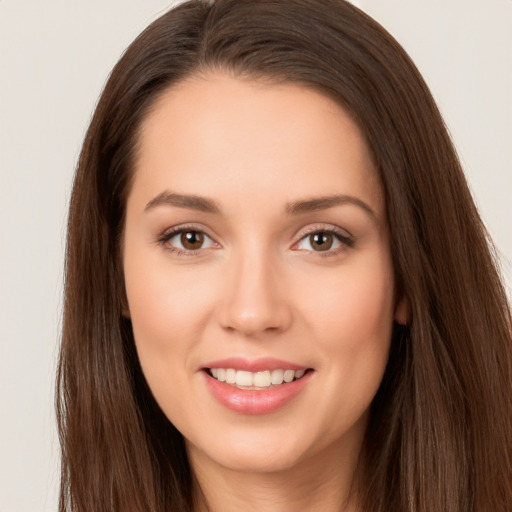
[294,228,351,254]
[309,232,334,251]
[161,228,216,254]
[180,231,205,250]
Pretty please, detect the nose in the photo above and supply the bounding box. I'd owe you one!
[217,247,292,337]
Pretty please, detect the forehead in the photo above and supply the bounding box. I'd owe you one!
[130,73,383,216]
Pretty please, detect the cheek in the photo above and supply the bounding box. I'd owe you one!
[125,248,214,337]
[300,253,395,405]
[123,248,228,422]
[123,246,207,386]
[301,256,395,346]
[123,259,208,425]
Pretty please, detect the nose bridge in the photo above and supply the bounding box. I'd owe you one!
[218,241,291,336]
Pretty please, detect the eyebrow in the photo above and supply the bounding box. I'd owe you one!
[145,191,376,218]
[145,191,221,214]
[285,194,376,218]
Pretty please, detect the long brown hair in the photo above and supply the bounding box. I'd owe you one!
[57,1,512,510]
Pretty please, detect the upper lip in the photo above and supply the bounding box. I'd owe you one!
[203,357,309,372]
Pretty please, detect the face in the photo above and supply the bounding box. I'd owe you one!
[123,73,404,475]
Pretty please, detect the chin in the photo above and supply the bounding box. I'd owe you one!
[186,416,348,477]
[186,422,312,473]
[205,446,305,475]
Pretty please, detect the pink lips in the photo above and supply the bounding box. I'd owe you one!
[204,357,306,372]
[202,357,312,415]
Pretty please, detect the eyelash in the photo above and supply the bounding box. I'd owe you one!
[156,224,217,257]
[156,225,355,257]
[294,226,355,257]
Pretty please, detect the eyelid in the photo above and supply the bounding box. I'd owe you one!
[292,224,355,253]
[156,223,220,255]
[296,223,353,239]
[155,222,354,256]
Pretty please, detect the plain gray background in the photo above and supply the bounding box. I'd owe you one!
[1,1,511,510]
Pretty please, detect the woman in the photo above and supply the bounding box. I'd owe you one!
[57,1,512,511]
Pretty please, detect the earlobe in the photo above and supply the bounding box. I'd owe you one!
[119,290,131,319]
[118,268,131,319]
[394,295,410,326]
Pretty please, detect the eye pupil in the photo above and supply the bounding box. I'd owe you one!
[181,231,204,250]
[310,232,333,251]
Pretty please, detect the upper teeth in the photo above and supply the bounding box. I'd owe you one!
[210,368,306,388]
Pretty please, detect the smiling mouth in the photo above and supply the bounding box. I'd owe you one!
[207,368,310,390]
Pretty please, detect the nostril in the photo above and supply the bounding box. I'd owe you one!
[218,307,292,337]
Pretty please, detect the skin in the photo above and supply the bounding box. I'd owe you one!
[123,72,406,512]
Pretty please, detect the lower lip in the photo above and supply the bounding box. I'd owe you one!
[204,371,312,415]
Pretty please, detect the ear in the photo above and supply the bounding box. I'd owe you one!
[119,286,131,319]
[117,260,131,319]
[394,295,410,326]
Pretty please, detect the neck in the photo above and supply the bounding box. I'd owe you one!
[189,438,363,512]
